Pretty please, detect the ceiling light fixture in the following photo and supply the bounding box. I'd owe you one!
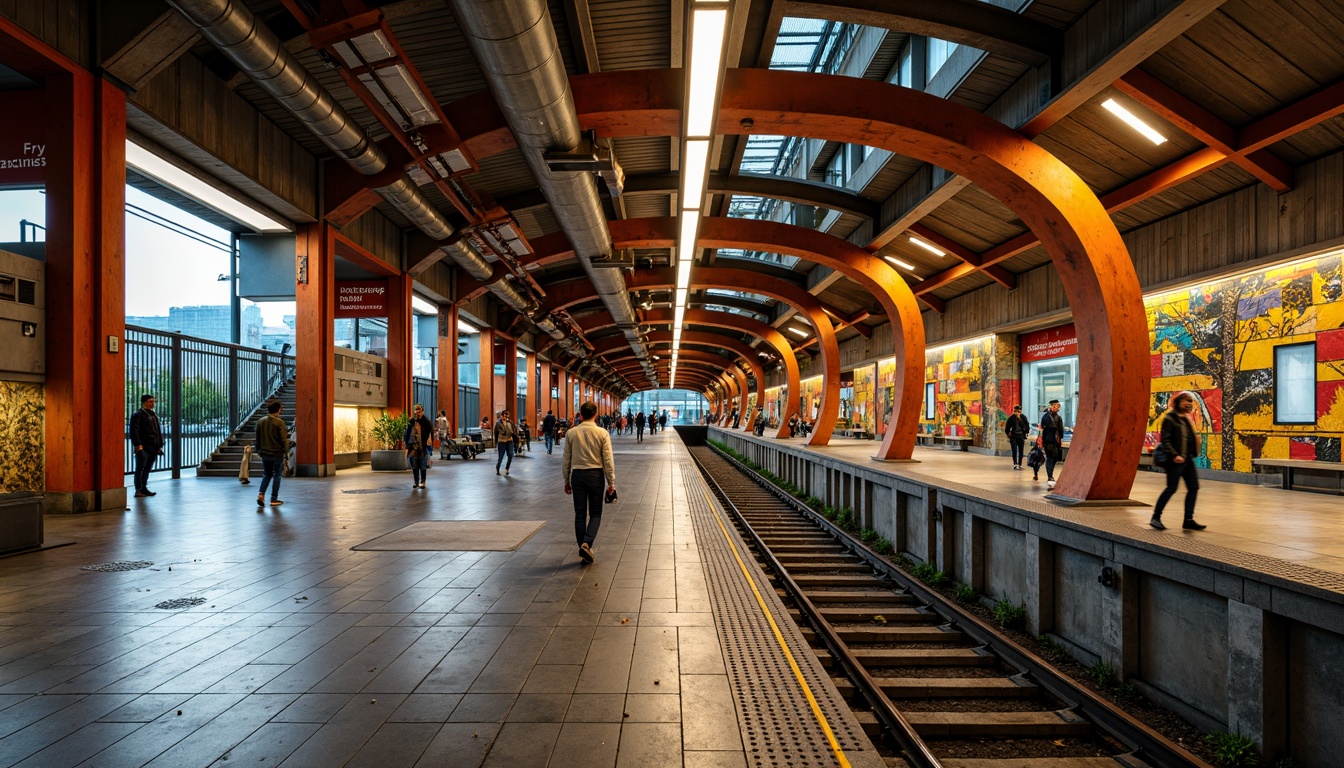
[457,319,479,334]
[884,255,917,272]
[411,295,437,315]
[909,236,946,257]
[1101,98,1167,145]
[126,140,291,233]
[685,8,728,137]
[787,326,808,338]
[681,139,710,208]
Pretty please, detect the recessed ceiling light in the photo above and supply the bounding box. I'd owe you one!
[685,9,728,137]
[411,295,437,315]
[1101,98,1166,145]
[884,255,917,271]
[909,236,946,257]
[126,140,290,233]
[786,326,808,338]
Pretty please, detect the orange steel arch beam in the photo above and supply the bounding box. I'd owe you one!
[477,68,1140,501]
[539,266,841,446]
[572,216,923,461]
[575,308,800,438]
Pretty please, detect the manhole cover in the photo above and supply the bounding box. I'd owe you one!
[155,597,207,610]
[82,561,154,572]
[342,487,402,495]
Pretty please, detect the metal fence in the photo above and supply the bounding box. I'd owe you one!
[412,376,437,419]
[124,325,295,476]
[411,377,482,435]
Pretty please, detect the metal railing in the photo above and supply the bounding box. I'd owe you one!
[411,376,482,434]
[124,325,295,476]
[412,376,437,418]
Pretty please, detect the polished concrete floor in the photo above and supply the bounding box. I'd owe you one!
[727,429,1344,579]
[0,430,841,768]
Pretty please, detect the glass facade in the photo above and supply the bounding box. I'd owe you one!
[618,390,708,424]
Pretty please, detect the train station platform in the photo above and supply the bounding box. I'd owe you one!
[715,429,1344,580]
[0,431,883,768]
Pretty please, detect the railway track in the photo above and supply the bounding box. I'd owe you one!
[688,442,1212,768]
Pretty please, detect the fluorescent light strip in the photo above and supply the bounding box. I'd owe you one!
[676,258,693,290]
[679,216,700,263]
[681,139,710,210]
[458,319,479,334]
[411,295,437,315]
[1101,98,1166,145]
[675,287,688,307]
[909,236,946,257]
[685,8,728,137]
[786,326,808,338]
[126,140,291,233]
[884,255,917,271]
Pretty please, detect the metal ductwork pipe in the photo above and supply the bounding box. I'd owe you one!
[447,0,652,387]
[166,0,581,349]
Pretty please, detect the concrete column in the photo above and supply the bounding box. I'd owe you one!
[1101,559,1140,678]
[1227,601,1286,758]
[1024,533,1055,635]
[958,511,984,589]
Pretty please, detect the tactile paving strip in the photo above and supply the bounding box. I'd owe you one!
[679,461,885,768]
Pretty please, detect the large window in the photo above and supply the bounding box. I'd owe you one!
[1274,342,1316,424]
[927,38,958,80]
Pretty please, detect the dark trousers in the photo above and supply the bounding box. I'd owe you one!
[1045,445,1061,479]
[496,441,514,470]
[133,449,157,491]
[259,455,283,500]
[1009,436,1025,466]
[636,425,644,442]
[544,433,554,453]
[409,452,427,485]
[1152,459,1199,520]
[570,468,605,546]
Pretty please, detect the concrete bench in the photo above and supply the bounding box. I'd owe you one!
[1252,458,1344,495]
[917,434,938,447]
[850,429,872,440]
[940,435,972,452]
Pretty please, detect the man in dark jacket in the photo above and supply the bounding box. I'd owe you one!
[635,411,646,442]
[542,410,558,454]
[1149,392,1206,531]
[1004,405,1030,470]
[658,411,668,432]
[1039,399,1065,488]
[255,400,290,506]
[128,394,164,498]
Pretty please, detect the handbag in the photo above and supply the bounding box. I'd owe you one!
[604,487,618,504]
[1152,446,1170,467]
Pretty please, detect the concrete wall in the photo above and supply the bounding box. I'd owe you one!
[712,427,1344,766]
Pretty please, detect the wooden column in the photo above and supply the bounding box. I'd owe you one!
[295,223,336,476]
[525,351,538,425]
[501,336,518,417]
[478,328,495,425]
[437,303,459,434]
[538,360,553,420]
[43,67,128,512]
[385,273,412,415]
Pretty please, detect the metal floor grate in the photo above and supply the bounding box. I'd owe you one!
[681,463,884,768]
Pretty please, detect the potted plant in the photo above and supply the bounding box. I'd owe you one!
[370,411,411,471]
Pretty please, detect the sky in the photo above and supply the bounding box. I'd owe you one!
[0,186,293,327]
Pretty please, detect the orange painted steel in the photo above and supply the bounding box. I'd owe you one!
[525,351,539,426]
[386,273,413,416]
[437,303,460,433]
[478,328,495,425]
[541,266,840,445]
[607,216,924,461]
[295,223,337,475]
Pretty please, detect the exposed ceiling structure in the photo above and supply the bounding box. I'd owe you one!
[162,0,1344,395]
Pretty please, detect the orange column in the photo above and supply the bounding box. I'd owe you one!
[478,328,495,425]
[437,303,459,434]
[501,336,518,417]
[295,223,336,476]
[538,360,552,420]
[44,71,128,512]
[385,273,412,415]
[525,351,538,426]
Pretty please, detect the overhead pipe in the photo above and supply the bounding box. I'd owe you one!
[165,0,585,350]
[446,0,654,390]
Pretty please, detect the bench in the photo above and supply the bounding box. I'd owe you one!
[940,435,972,452]
[917,434,938,447]
[1252,459,1344,495]
[850,429,871,440]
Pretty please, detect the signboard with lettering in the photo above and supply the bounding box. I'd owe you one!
[1019,323,1078,362]
[336,280,388,318]
[0,92,46,186]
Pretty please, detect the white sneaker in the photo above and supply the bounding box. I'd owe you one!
[1047,480,1056,489]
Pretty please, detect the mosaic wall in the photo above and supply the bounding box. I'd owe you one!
[799,377,824,421]
[875,358,897,436]
[1146,253,1344,472]
[920,336,995,448]
[764,386,783,425]
[852,364,876,433]
[0,382,45,493]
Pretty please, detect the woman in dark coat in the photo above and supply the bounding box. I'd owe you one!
[1150,392,1206,530]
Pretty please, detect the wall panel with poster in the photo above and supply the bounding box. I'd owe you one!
[799,376,824,422]
[875,358,897,436]
[851,364,876,435]
[921,336,994,449]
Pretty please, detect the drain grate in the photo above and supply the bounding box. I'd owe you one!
[82,561,154,572]
[342,487,403,495]
[154,597,207,610]
[684,468,872,768]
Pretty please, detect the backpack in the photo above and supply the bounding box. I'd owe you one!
[1026,444,1045,469]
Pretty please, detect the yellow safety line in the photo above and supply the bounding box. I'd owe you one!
[703,488,853,768]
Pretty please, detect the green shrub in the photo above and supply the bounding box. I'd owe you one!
[821,504,837,520]
[805,496,825,511]
[893,553,914,570]
[953,583,977,604]
[1037,634,1067,663]
[1085,659,1117,687]
[910,562,949,587]
[859,528,879,544]
[992,599,1026,630]
[873,537,894,556]
[1206,732,1260,767]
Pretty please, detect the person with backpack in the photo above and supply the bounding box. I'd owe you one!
[404,404,434,489]
[1149,392,1206,531]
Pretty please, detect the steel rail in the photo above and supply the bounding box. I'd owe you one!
[702,442,1215,768]
[689,448,944,768]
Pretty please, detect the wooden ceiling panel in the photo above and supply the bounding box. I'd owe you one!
[931,270,994,301]
[1275,116,1344,166]
[513,205,560,240]
[929,185,1027,246]
[590,0,671,71]
[1020,0,1092,29]
[391,7,489,106]
[613,136,670,175]
[948,54,1031,113]
[623,193,672,220]
[1217,0,1344,92]
[858,154,923,202]
[463,148,541,200]
[816,279,877,315]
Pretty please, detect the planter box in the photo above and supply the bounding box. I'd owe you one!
[371,450,408,471]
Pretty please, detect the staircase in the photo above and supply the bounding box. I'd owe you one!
[196,379,297,478]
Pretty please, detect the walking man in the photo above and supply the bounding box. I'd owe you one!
[635,411,646,442]
[1039,399,1065,489]
[1149,392,1206,531]
[563,401,616,564]
[128,394,164,498]
[255,400,289,507]
[494,410,516,475]
[659,410,668,432]
[542,409,558,454]
[1004,405,1029,470]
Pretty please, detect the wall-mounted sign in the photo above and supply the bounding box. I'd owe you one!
[0,92,46,186]
[493,364,506,376]
[1020,323,1077,362]
[336,280,387,318]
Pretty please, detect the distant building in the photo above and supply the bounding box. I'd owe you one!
[126,304,263,348]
